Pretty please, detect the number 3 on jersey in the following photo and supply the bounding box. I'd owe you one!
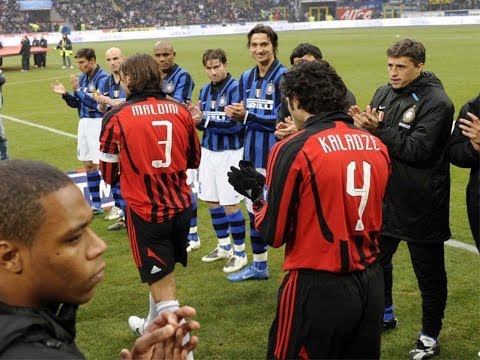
[346,161,371,232]
[151,120,172,168]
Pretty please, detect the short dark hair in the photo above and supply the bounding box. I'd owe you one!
[75,48,96,61]
[120,54,163,94]
[0,160,73,245]
[289,43,323,65]
[387,38,426,66]
[281,60,348,115]
[202,49,227,66]
[247,24,279,57]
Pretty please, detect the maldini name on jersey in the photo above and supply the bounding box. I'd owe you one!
[131,103,180,116]
[318,133,382,154]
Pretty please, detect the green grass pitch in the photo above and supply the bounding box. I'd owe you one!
[0,25,479,359]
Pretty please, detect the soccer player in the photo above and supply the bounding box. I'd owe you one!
[225,24,287,282]
[228,60,390,359]
[188,48,247,273]
[49,48,109,215]
[99,55,200,350]
[275,43,357,140]
[153,40,200,249]
[449,96,480,252]
[349,38,454,359]
[0,159,199,359]
[94,47,127,231]
[0,69,7,160]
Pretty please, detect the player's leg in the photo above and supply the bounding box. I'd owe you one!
[378,235,401,330]
[186,169,200,248]
[342,263,384,359]
[407,242,446,359]
[106,182,126,230]
[466,186,480,251]
[227,168,269,282]
[84,117,104,214]
[0,118,9,160]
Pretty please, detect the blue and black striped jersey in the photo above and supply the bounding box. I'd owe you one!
[101,74,126,101]
[162,64,195,103]
[197,73,245,151]
[238,59,287,168]
[62,65,109,119]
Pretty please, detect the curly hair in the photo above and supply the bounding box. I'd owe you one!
[281,60,348,115]
[0,160,73,245]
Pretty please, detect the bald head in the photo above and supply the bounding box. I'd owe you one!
[153,41,176,73]
[105,47,124,74]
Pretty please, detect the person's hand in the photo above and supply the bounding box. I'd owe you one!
[275,116,298,140]
[120,306,199,360]
[69,74,79,91]
[227,160,265,200]
[49,80,67,95]
[348,105,379,132]
[186,100,203,125]
[458,112,480,152]
[225,102,246,122]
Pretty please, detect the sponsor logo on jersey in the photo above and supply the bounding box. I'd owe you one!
[246,98,274,110]
[150,265,162,274]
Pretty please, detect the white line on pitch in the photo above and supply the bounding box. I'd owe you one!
[0,114,77,139]
[446,239,477,253]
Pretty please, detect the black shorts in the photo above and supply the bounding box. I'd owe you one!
[267,263,384,360]
[126,206,192,284]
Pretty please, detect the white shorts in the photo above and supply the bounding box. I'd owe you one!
[186,168,199,194]
[77,117,102,164]
[245,167,266,213]
[198,147,244,206]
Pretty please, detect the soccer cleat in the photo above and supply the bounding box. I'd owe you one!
[186,236,201,253]
[69,65,74,69]
[227,262,270,282]
[91,205,104,215]
[107,218,126,231]
[128,316,146,336]
[223,254,248,273]
[383,317,398,331]
[105,206,123,221]
[201,246,233,262]
[62,65,66,69]
[409,334,440,359]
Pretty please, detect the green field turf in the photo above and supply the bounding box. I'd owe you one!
[0,25,478,359]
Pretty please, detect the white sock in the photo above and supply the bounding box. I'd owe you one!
[156,300,193,360]
[146,292,157,325]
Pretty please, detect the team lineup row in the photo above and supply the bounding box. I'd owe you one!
[0,23,479,360]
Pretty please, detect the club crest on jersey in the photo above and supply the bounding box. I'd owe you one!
[266,81,274,95]
[402,105,416,123]
[210,100,216,109]
[87,83,96,93]
[165,81,174,94]
[219,96,226,107]
[255,88,262,98]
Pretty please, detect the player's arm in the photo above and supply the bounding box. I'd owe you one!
[187,113,201,169]
[99,114,120,185]
[174,73,194,103]
[254,141,302,248]
[449,98,480,167]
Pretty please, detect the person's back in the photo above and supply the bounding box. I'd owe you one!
[102,95,198,222]
[266,116,390,272]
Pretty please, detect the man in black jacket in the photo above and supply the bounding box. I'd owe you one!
[449,96,480,252]
[0,160,199,359]
[349,38,454,360]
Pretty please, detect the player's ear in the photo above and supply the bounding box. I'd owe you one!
[0,240,24,274]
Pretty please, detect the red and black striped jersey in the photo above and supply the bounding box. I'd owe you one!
[255,111,391,273]
[99,92,200,223]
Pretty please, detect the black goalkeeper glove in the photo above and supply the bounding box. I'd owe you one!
[227,160,266,201]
